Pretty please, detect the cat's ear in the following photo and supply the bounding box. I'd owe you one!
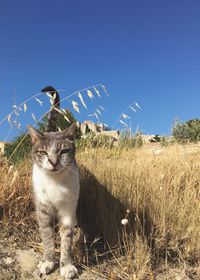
[27,125,43,144]
[63,123,77,140]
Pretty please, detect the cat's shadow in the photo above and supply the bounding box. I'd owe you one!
[76,164,154,267]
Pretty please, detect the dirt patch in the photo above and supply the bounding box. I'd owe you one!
[0,236,20,280]
[0,233,105,280]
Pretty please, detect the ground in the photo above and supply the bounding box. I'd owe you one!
[0,234,192,280]
[0,234,105,280]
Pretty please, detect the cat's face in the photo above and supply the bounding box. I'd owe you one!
[28,124,76,173]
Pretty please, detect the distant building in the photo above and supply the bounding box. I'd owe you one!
[141,134,156,143]
[95,130,120,141]
[77,120,96,134]
[77,120,105,135]
[0,142,7,155]
[98,122,110,131]
[76,120,119,141]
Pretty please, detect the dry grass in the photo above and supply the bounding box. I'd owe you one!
[1,145,200,279]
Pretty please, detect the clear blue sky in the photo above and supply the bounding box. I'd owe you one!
[0,0,200,141]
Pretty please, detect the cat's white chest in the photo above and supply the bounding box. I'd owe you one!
[32,164,79,207]
[36,179,66,205]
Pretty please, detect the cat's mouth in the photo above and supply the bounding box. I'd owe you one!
[48,166,66,173]
[49,167,61,173]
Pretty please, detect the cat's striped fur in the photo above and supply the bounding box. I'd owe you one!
[28,86,79,279]
[41,86,60,133]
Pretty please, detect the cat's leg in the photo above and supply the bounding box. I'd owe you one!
[60,216,77,279]
[37,204,55,275]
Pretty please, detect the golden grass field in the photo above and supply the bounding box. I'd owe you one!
[1,145,200,279]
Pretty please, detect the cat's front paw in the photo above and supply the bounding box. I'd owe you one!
[60,264,77,279]
[38,260,55,275]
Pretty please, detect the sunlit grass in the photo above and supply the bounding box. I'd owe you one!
[1,145,200,279]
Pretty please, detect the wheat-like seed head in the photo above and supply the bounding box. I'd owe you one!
[1,83,109,160]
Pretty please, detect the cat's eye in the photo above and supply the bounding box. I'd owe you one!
[38,151,47,155]
[60,148,70,155]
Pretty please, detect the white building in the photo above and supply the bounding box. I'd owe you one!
[0,142,6,155]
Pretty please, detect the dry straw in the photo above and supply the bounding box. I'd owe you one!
[1,147,199,278]
[1,83,109,161]
[112,100,142,131]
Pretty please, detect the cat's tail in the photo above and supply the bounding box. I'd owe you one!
[41,86,60,132]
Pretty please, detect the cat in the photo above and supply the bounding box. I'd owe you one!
[28,86,80,279]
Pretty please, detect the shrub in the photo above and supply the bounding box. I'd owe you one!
[76,132,115,150]
[172,118,200,144]
[160,136,176,147]
[119,131,143,149]
[4,134,32,164]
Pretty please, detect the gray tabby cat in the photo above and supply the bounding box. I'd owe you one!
[28,86,79,279]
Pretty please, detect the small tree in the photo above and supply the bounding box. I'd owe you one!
[149,134,161,143]
[172,118,200,144]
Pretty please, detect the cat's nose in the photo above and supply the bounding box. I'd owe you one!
[48,157,59,168]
